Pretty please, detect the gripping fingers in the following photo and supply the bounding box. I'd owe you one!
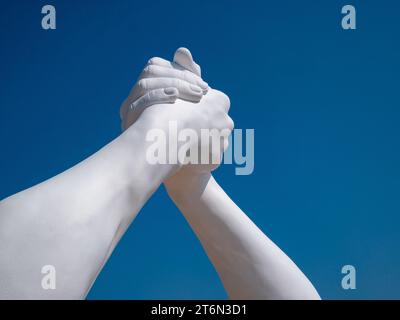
[136,78,203,102]
[142,65,208,91]
[147,56,198,75]
[134,87,179,111]
[147,56,175,69]
[173,47,202,77]
[122,88,178,130]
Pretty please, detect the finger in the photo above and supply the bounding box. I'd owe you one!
[122,87,178,130]
[173,47,202,77]
[146,56,187,74]
[147,52,207,95]
[146,56,175,69]
[135,78,203,102]
[204,89,231,112]
[148,54,202,78]
[141,65,208,90]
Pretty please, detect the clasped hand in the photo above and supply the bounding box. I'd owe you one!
[120,47,234,190]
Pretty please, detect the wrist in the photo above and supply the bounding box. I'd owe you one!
[118,114,180,192]
[165,171,212,204]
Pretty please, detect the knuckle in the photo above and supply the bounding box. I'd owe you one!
[142,66,150,76]
[143,65,155,76]
[222,94,231,110]
[146,64,157,75]
[227,116,234,130]
[147,89,156,100]
[147,57,160,65]
[214,90,231,110]
[137,79,147,91]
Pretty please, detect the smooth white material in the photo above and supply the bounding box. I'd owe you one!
[0,53,231,298]
[125,48,321,300]
[0,48,319,300]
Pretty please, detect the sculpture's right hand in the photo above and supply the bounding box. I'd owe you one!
[120,48,233,182]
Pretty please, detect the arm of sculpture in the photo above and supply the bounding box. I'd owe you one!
[168,54,320,300]
[165,172,321,300]
[127,48,321,300]
[0,112,176,299]
[0,51,229,299]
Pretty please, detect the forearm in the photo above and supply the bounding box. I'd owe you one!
[167,175,320,300]
[0,114,174,299]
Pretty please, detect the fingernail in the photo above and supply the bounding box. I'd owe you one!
[164,88,177,96]
[190,84,202,93]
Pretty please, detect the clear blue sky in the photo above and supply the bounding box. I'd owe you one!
[0,0,399,299]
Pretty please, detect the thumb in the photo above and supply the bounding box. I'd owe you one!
[173,47,202,77]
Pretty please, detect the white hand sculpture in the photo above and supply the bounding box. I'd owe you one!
[123,49,321,300]
[120,48,233,175]
[120,48,209,130]
[0,49,231,299]
[0,47,319,300]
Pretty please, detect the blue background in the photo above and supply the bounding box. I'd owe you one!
[0,0,399,299]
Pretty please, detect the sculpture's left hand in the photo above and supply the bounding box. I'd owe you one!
[120,48,209,130]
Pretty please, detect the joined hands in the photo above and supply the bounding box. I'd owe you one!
[0,48,320,300]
